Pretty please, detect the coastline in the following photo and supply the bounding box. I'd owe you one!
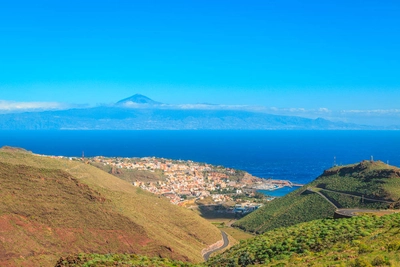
[2,131,400,188]
[247,178,304,191]
[41,153,302,201]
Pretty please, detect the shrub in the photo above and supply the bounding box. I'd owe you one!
[358,243,371,254]
[238,252,254,267]
[353,258,373,267]
[386,241,400,252]
[371,255,385,266]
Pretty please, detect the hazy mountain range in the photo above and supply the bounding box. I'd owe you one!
[0,94,395,130]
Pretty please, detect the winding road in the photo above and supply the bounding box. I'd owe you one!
[203,231,229,261]
[317,187,395,204]
[306,187,398,217]
[306,187,338,209]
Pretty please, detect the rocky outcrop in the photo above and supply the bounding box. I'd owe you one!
[109,166,123,175]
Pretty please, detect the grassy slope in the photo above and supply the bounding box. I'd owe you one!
[234,160,400,234]
[0,162,152,266]
[90,161,166,183]
[313,160,400,207]
[207,212,400,266]
[0,148,221,266]
[233,187,336,233]
[55,254,195,267]
[55,212,400,266]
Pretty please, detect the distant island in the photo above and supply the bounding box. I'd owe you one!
[0,94,385,130]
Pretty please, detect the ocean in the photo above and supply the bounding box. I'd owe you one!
[0,130,399,185]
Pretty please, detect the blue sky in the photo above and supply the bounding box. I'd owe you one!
[0,0,399,112]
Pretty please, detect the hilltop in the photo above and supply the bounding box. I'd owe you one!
[234,160,400,233]
[0,147,222,266]
[116,94,162,106]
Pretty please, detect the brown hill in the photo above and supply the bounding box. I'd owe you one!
[0,148,221,266]
[0,162,153,266]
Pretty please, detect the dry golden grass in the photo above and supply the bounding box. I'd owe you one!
[90,161,166,183]
[0,161,153,266]
[0,148,222,265]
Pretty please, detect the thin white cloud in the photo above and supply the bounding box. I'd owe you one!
[118,102,254,111]
[318,108,330,113]
[117,102,157,108]
[340,109,400,115]
[172,104,251,110]
[0,100,71,113]
[335,109,400,126]
[261,107,400,117]
[262,107,332,116]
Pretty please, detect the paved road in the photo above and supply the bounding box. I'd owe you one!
[335,208,382,217]
[306,187,395,217]
[306,187,338,209]
[203,230,229,261]
[318,188,394,203]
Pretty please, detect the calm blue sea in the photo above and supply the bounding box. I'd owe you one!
[0,130,399,185]
[257,187,301,197]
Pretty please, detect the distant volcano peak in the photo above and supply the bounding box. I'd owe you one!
[116,94,162,105]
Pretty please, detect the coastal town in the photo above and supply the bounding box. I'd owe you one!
[81,156,296,209]
[42,153,298,214]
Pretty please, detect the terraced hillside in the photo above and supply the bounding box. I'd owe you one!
[234,160,400,233]
[0,147,221,266]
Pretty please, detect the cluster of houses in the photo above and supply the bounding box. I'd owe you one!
[43,155,292,208]
[88,156,253,205]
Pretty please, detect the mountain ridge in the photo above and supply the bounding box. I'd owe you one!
[0,94,375,130]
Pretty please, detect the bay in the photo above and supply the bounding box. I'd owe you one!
[257,186,301,197]
[0,130,399,185]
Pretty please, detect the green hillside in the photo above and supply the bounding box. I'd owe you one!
[0,147,222,266]
[234,160,400,233]
[312,160,400,208]
[207,212,400,266]
[233,185,337,233]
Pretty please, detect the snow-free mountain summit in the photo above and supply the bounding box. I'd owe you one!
[116,94,162,106]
